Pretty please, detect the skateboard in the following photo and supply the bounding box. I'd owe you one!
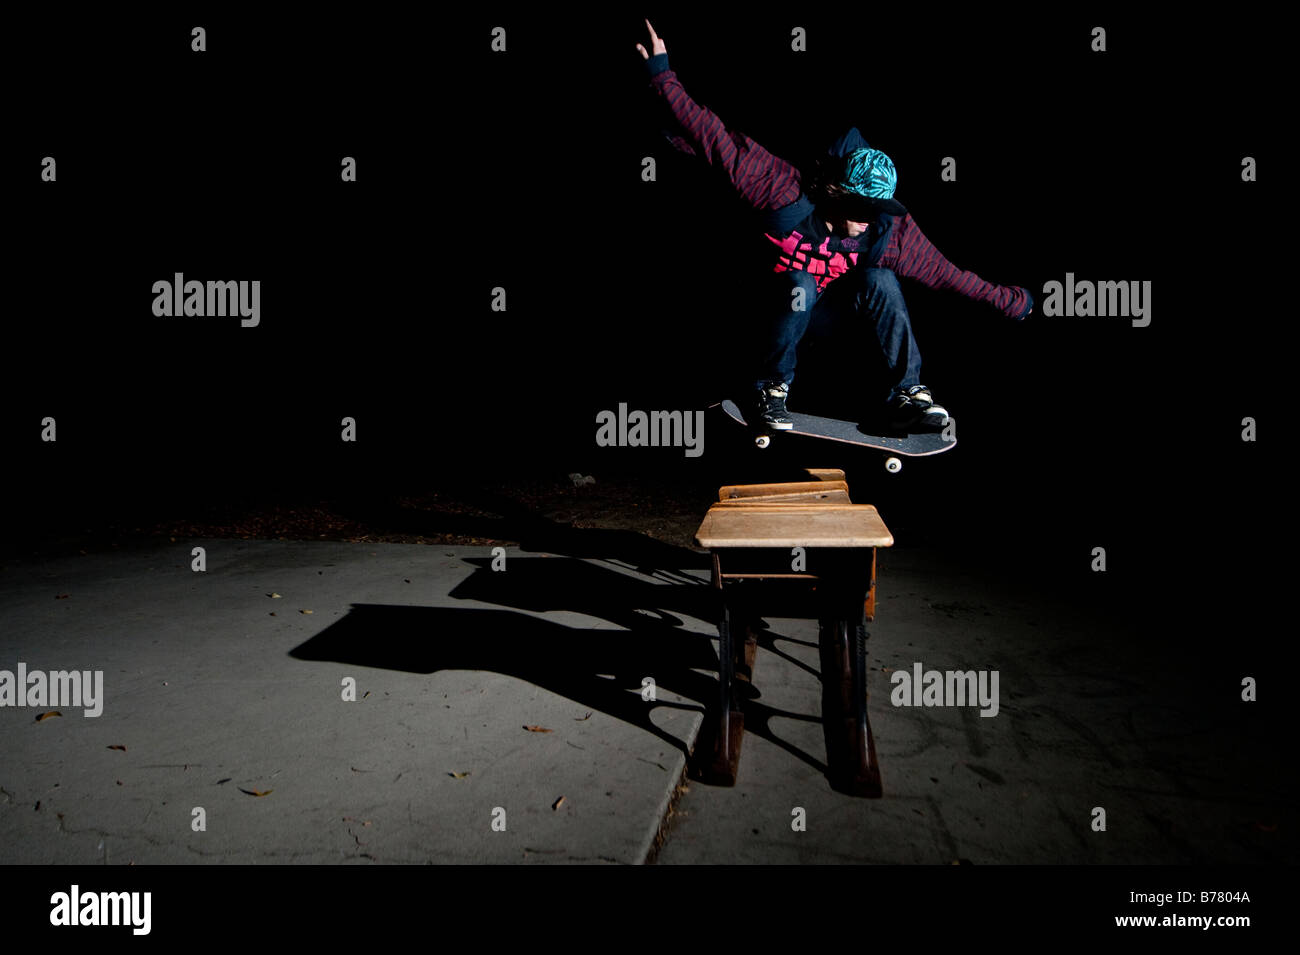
[720,399,956,473]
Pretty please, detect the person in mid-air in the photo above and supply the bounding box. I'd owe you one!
[636,19,1034,433]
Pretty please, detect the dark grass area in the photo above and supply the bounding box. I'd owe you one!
[0,457,1241,667]
[0,470,721,560]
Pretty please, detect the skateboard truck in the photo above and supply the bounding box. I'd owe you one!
[753,431,900,471]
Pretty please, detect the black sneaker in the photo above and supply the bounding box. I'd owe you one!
[754,380,794,430]
[885,384,949,433]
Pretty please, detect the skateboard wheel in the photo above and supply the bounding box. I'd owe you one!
[755,435,771,449]
[884,456,902,473]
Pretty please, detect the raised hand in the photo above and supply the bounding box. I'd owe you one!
[635,18,667,60]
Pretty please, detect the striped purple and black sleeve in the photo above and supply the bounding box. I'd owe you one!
[646,58,802,214]
[883,215,1032,319]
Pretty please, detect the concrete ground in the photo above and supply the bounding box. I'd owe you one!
[1,537,1292,865]
[655,547,1294,864]
[0,540,711,864]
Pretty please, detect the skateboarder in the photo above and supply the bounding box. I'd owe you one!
[636,20,1034,433]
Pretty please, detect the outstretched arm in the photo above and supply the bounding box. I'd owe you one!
[886,215,1035,318]
[637,19,802,215]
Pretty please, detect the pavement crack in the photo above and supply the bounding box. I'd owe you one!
[566,855,622,864]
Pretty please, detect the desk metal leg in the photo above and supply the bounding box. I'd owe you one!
[820,577,883,798]
[850,619,882,797]
[704,596,745,785]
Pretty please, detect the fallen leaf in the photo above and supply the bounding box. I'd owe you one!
[448,772,471,779]
[216,778,232,785]
[523,725,553,733]
[552,796,565,811]
[35,711,62,722]
[574,712,593,721]
[239,788,273,797]
[267,593,281,599]
[299,609,313,615]
[107,745,126,752]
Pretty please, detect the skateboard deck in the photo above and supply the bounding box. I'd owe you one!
[720,399,955,471]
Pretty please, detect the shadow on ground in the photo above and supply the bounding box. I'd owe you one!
[289,552,846,785]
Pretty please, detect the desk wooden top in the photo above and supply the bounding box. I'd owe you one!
[695,504,894,549]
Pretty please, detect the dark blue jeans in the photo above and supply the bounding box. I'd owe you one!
[754,268,922,404]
